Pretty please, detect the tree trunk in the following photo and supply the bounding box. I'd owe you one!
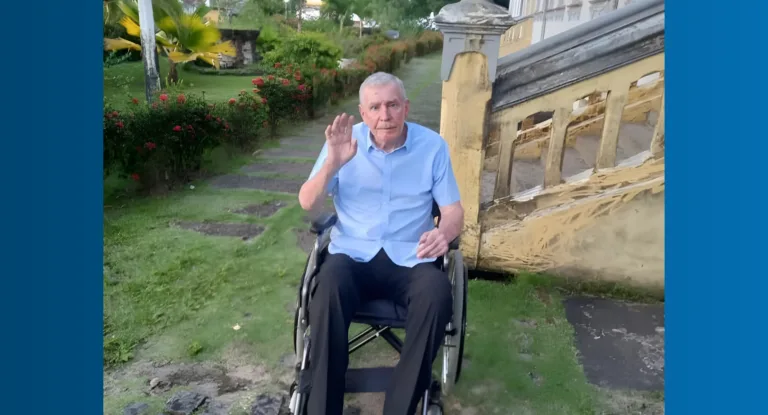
[155,48,165,88]
[138,0,160,101]
[168,59,179,85]
[359,19,363,38]
[297,8,303,32]
[340,11,346,32]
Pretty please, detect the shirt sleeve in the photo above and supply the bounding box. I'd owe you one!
[308,142,339,195]
[431,140,461,207]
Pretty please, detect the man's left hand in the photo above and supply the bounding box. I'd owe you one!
[417,228,449,259]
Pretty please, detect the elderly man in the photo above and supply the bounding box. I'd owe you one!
[298,72,464,415]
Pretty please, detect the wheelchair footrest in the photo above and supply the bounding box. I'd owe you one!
[344,367,395,393]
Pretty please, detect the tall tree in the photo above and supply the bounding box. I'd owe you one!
[215,0,244,24]
[104,0,236,85]
[322,0,371,36]
[137,0,161,101]
[320,0,352,32]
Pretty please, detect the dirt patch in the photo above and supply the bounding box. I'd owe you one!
[105,342,288,415]
[295,229,315,254]
[301,198,336,224]
[233,201,286,218]
[175,221,265,240]
[241,162,314,177]
[598,388,665,415]
[345,393,384,415]
[260,147,320,159]
[209,175,303,193]
[512,318,539,329]
[535,286,552,305]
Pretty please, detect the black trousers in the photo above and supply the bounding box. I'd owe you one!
[306,249,453,415]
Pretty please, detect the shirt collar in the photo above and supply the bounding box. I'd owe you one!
[366,122,412,153]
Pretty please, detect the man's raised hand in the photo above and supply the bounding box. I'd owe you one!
[324,113,357,171]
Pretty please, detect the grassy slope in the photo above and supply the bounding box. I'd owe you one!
[104,59,257,108]
[103,54,637,414]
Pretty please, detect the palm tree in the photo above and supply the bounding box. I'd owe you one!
[104,0,236,84]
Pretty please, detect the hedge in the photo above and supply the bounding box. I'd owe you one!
[104,32,444,192]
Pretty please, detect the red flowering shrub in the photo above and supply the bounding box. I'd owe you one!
[250,72,310,134]
[104,94,226,189]
[216,90,269,150]
[103,32,444,192]
[103,91,271,190]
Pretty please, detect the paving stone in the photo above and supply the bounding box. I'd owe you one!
[240,162,313,177]
[165,391,208,415]
[123,402,149,415]
[279,137,326,149]
[176,222,265,240]
[260,147,320,159]
[563,297,664,391]
[250,393,284,415]
[200,399,229,415]
[209,175,303,193]
[233,200,286,217]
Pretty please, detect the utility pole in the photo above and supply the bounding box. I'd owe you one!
[138,0,161,102]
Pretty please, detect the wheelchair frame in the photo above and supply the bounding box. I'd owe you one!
[289,202,468,415]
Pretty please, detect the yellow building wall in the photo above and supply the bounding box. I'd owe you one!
[499,0,537,57]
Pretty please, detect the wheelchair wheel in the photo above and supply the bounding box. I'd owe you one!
[426,403,443,415]
[294,250,314,357]
[288,380,308,415]
[441,250,467,394]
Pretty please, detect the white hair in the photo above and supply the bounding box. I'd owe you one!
[358,72,408,104]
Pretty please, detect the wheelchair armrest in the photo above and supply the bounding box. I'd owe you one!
[448,236,460,250]
[310,212,338,235]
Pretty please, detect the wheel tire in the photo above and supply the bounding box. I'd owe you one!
[455,264,468,384]
[288,382,298,414]
[295,242,319,356]
[426,403,443,415]
[294,253,311,355]
[441,250,467,394]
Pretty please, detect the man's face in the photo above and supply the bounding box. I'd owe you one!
[359,83,410,146]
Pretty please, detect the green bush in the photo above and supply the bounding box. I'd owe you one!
[263,32,343,69]
[301,18,341,33]
[103,31,445,193]
[255,24,282,55]
[182,62,268,76]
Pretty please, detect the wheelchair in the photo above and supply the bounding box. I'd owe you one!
[288,201,468,415]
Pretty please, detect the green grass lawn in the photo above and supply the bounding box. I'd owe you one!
[102,54,656,414]
[103,174,603,414]
[104,59,258,108]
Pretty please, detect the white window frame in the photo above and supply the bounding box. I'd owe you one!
[509,0,525,17]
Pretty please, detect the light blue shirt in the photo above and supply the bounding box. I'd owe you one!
[308,122,461,268]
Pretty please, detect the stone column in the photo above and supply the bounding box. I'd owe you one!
[434,0,516,268]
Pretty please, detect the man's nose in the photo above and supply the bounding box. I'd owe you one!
[381,107,392,120]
